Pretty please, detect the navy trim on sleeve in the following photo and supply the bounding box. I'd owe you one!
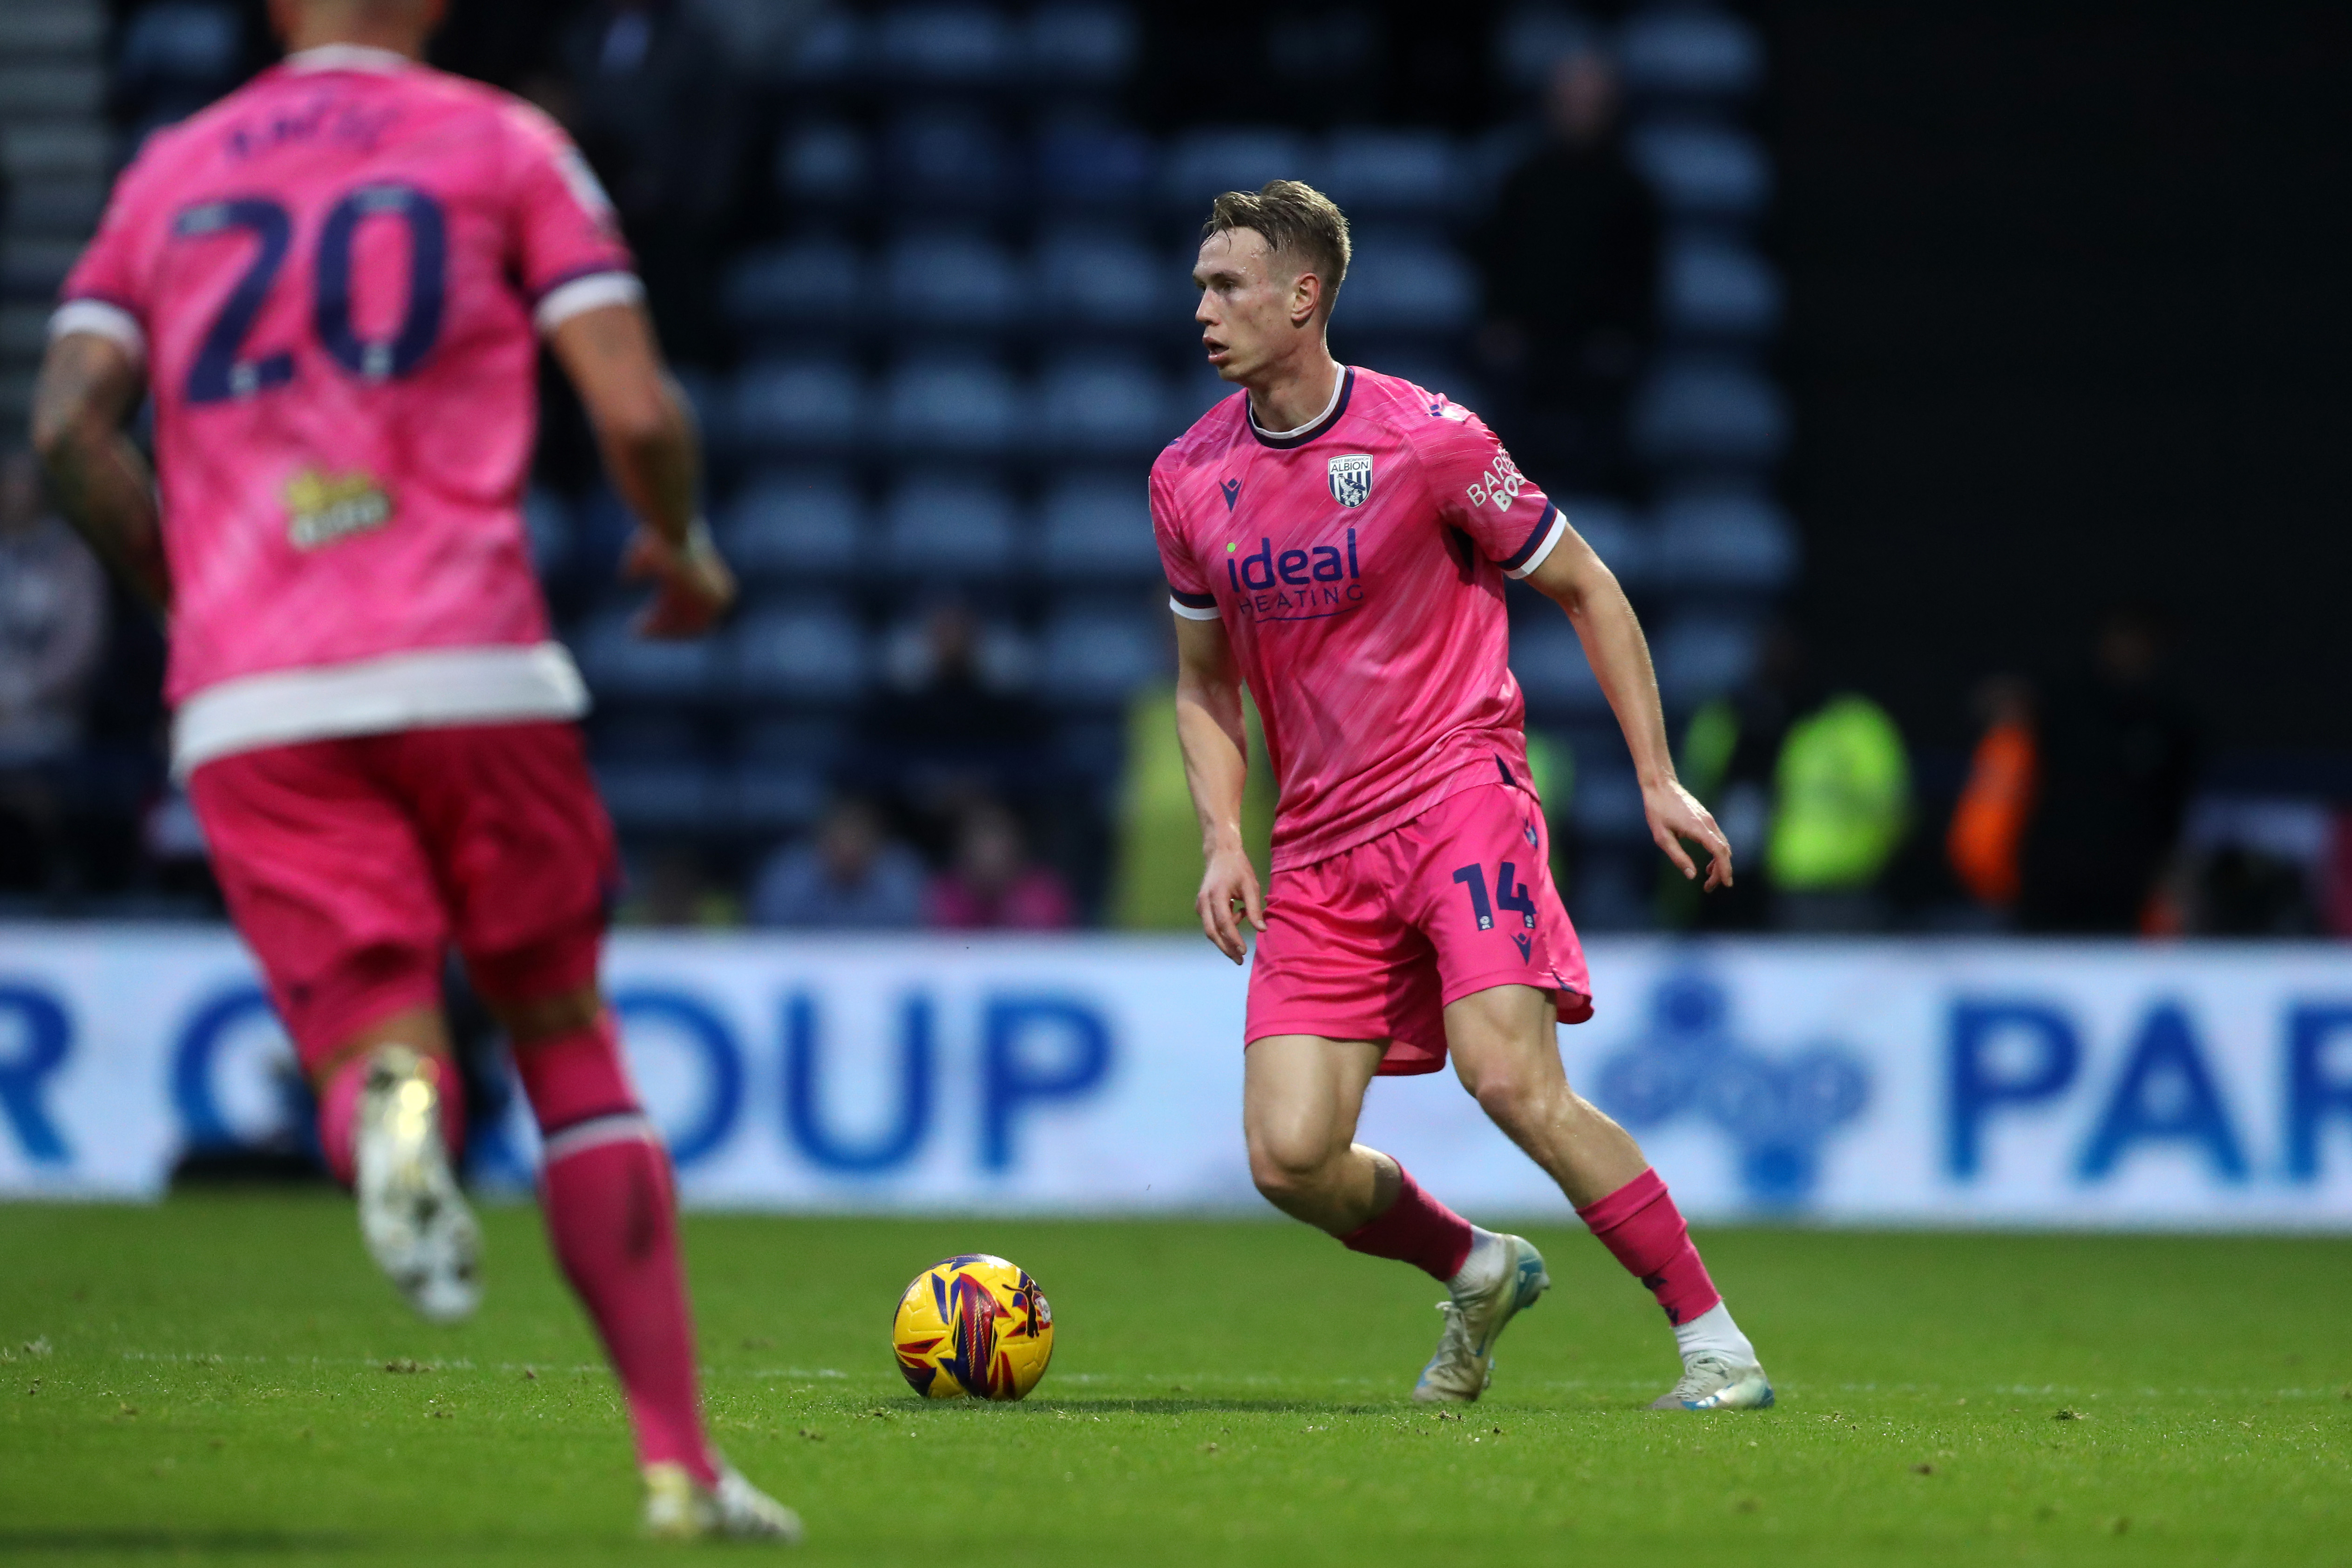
[1496,499,1561,572]
[1170,588,1218,610]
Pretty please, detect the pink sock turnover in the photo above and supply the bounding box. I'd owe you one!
[517,1013,718,1487]
[1339,1163,1476,1282]
[316,1050,463,1188]
[1576,1168,1721,1326]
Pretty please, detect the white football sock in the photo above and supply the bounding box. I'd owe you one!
[1672,1302,1756,1369]
[1447,1227,1508,1298]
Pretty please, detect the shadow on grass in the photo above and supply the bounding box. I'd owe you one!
[908,1398,1411,1417]
[0,1530,360,1554]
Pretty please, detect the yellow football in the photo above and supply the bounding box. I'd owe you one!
[891,1254,1055,1400]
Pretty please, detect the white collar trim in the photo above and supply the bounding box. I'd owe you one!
[1249,367,1347,440]
[285,44,414,74]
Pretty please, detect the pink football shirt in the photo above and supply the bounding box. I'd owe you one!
[1151,367,1566,871]
[57,48,633,714]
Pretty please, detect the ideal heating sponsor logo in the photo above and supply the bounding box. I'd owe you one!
[1221,528,1365,621]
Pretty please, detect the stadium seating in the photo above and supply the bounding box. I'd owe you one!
[1040,474,1160,580]
[733,601,873,706]
[1162,128,1313,213]
[1630,355,1791,469]
[1037,225,1163,332]
[1510,616,1610,718]
[1629,120,1773,220]
[1618,4,1764,103]
[1037,605,1166,707]
[774,121,871,210]
[722,238,863,335]
[733,357,864,455]
[724,470,865,582]
[883,231,1019,334]
[881,354,1019,455]
[1660,238,1783,342]
[1652,488,1798,592]
[1650,612,1763,706]
[573,609,726,704]
[1321,131,1464,219]
[879,474,1020,577]
[1037,352,1173,455]
[1335,231,1479,336]
[884,109,1015,212]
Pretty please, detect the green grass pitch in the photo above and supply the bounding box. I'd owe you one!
[2,1195,2349,1565]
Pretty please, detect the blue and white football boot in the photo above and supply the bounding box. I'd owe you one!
[354,1044,481,1325]
[1648,1354,1775,1411]
[1411,1234,1550,1403]
[642,1460,804,1543]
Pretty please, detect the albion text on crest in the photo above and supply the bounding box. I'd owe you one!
[1327,454,1374,508]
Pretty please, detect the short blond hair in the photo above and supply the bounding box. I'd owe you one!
[1204,180,1352,313]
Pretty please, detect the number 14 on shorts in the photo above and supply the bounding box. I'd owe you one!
[1451,862,1538,931]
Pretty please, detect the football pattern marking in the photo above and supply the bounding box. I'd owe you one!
[892,1254,1055,1401]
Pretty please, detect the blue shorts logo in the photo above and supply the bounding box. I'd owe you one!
[1596,972,1869,1208]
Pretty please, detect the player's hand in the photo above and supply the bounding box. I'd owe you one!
[1644,777,1734,892]
[624,521,736,639]
[1196,843,1266,964]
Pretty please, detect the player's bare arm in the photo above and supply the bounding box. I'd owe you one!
[1172,611,1264,963]
[28,330,170,614]
[1523,521,1733,890]
[546,299,732,639]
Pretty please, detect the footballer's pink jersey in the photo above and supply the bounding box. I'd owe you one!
[56,46,636,769]
[1151,367,1566,871]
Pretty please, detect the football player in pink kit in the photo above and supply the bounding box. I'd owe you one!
[31,0,796,1541]
[1157,182,1772,1411]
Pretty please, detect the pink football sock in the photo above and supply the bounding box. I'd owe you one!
[1338,1163,1476,1282]
[316,1049,464,1188]
[1576,1168,1722,1327]
[516,1012,718,1488]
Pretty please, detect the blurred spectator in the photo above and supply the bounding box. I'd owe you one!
[1769,692,1911,930]
[856,600,1048,848]
[1673,627,1910,930]
[0,450,108,892]
[1673,625,1809,930]
[750,797,925,930]
[555,0,750,367]
[617,845,741,928]
[1947,674,2037,910]
[925,800,1076,931]
[2017,607,2201,934]
[1476,45,1659,491]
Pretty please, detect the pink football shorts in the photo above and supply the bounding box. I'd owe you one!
[186,721,618,1073]
[1245,777,1593,1076]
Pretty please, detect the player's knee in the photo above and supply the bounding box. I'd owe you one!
[1464,1060,1545,1129]
[1246,1127,1342,1206]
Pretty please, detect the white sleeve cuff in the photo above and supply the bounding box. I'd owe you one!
[1168,596,1221,621]
[534,271,644,335]
[49,300,147,366]
[1502,510,1568,580]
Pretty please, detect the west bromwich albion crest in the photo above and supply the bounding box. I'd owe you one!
[1327,454,1374,508]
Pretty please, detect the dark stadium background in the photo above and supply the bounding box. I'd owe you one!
[2,0,2346,937]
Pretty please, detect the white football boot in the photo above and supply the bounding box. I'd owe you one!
[1411,1233,1551,1403]
[642,1462,805,1543]
[353,1044,481,1324]
[1648,1351,1775,1411]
